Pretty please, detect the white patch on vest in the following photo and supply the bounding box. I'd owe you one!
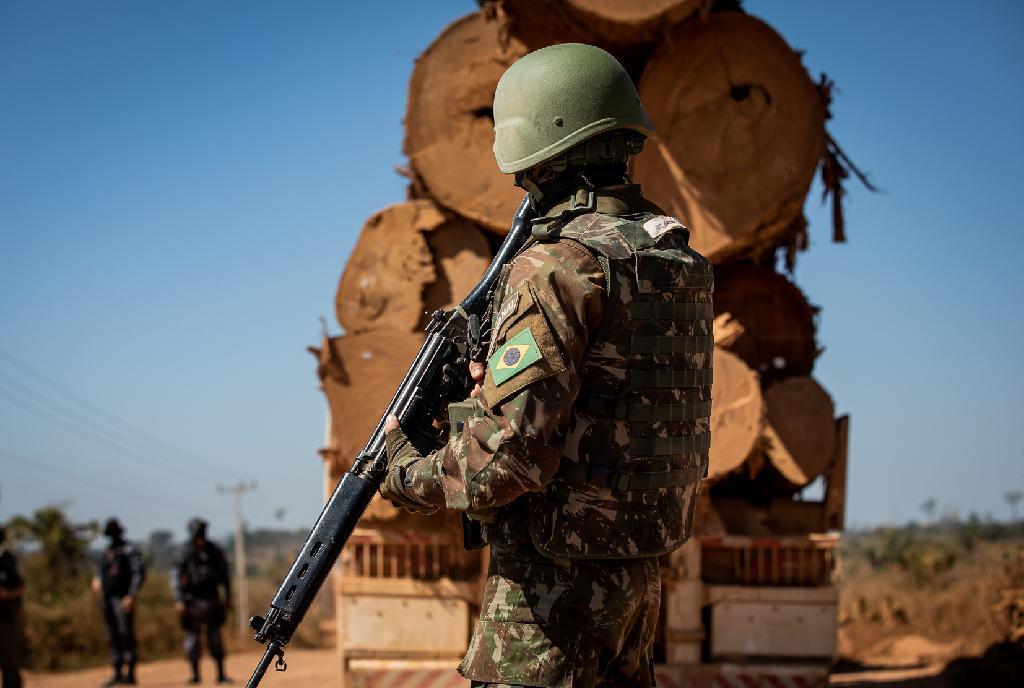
[642,215,684,240]
[492,290,521,338]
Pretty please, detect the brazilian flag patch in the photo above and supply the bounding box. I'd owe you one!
[488,327,543,385]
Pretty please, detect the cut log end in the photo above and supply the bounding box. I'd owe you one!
[708,348,765,480]
[498,0,700,54]
[404,11,527,234]
[763,376,836,487]
[336,200,492,334]
[713,263,819,380]
[317,331,424,521]
[632,11,826,261]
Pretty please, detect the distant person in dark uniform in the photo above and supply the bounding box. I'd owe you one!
[173,518,231,684]
[91,518,145,686]
[0,526,24,688]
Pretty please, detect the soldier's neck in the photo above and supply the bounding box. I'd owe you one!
[523,165,629,215]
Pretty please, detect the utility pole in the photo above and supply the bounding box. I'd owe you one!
[217,480,257,637]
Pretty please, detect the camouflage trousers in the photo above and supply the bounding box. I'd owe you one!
[458,540,661,687]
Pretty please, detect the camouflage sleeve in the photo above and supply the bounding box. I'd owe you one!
[387,239,604,513]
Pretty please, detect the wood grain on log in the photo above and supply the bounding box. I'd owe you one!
[713,263,818,380]
[404,11,527,234]
[421,216,492,327]
[763,376,836,487]
[316,331,424,520]
[632,12,826,262]
[496,0,701,76]
[335,200,491,334]
[708,348,764,480]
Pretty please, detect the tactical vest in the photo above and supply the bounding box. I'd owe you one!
[526,209,713,560]
[100,542,141,597]
[178,545,226,601]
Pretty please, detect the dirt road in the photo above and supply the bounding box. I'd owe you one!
[24,649,955,688]
[24,649,339,688]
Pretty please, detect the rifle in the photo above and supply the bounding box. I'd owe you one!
[245,197,536,688]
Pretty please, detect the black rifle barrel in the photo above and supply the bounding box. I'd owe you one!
[244,196,534,688]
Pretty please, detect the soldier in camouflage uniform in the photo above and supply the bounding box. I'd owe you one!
[380,43,712,687]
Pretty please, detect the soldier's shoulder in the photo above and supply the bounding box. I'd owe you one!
[555,210,633,244]
[553,209,694,258]
[507,238,604,296]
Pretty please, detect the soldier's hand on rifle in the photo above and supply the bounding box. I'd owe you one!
[90,576,101,596]
[384,360,486,434]
[469,360,485,398]
[121,595,134,612]
[381,362,485,513]
[175,601,185,616]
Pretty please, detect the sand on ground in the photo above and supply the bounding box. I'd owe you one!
[24,649,340,688]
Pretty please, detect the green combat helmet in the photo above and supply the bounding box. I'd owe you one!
[492,43,654,175]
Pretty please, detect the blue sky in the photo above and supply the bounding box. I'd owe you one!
[1,1,1021,539]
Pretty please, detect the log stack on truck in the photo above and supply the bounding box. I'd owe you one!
[309,1,868,685]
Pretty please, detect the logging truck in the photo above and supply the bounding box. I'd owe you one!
[317,410,848,688]
[311,1,859,683]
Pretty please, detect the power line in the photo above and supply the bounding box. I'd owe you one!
[0,384,195,481]
[0,346,236,478]
[0,447,196,513]
[0,370,163,460]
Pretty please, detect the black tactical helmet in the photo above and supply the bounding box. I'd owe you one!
[187,517,208,540]
[103,517,125,538]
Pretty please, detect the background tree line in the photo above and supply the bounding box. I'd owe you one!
[3,506,328,671]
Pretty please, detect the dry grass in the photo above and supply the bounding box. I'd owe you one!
[837,528,1024,667]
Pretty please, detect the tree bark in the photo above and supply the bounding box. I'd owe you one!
[632,11,826,262]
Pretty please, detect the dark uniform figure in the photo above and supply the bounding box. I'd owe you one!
[94,518,145,686]
[0,527,24,688]
[173,518,231,684]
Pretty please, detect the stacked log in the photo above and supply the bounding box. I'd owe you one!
[335,200,492,334]
[762,377,837,488]
[317,2,858,526]
[403,11,527,234]
[712,263,819,382]
[631,12,826,262]
[707,349,764,481]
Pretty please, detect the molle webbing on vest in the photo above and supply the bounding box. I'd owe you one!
[557,461,707,492]
[628,301,714,320]
[526,207,713,561]
[627,367,713,389]
[629,335,713,355]
[636,272,714,292]
[578,393,711,422]
[629,433,711,456]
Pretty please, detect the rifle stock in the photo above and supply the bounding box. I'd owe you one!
[245,196,535,688]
